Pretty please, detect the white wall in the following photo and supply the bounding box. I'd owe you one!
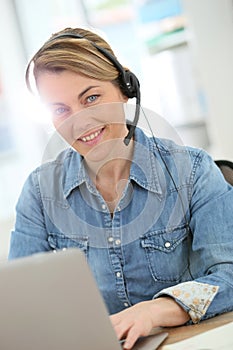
[182,0,233,160]
[0,0,30,261]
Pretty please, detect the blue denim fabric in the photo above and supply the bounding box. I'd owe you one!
[9,128,233,319]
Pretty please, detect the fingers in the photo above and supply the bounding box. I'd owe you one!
[110,313,132,341]
[110,308,152,349]
[123,325,142,349]
[111,316,141,349]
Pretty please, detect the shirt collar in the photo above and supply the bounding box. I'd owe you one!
[130,128,163,196]
[63,128,163,198]
[63,150,89,198]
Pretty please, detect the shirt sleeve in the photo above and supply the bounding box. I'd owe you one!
[8,169,51,259]
[153,281,219,323]
[154,150,233,323]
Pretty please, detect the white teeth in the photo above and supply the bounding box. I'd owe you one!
[81,129,101,142]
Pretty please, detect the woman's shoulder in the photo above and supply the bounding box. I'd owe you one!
[152,136,202,157]
[20,148,82,202]
[136,127,204,159]
[25,148,81,187]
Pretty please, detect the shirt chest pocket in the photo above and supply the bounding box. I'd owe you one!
[48,233,88,256]
[140,225,189,282]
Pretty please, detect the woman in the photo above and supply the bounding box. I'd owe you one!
[9,27,233,349]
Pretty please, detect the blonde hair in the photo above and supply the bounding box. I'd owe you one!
[25,27,126,93]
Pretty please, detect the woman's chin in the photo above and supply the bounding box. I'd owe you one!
[84,143,114,164]
[72,137,127,167]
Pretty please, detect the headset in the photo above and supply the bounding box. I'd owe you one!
[45,32,141,146]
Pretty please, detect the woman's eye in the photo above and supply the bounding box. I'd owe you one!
[53,106,69,117]
[86,95,99,103]
[55,107,67,114]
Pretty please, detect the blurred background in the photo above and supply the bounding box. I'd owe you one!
[0,0,233,262]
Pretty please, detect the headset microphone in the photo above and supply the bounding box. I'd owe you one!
[45,32,141,146]
[123,93,140,146]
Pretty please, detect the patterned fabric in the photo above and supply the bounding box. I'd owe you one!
[154,281,219,323]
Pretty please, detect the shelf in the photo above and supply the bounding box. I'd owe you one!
[146,27,187,54]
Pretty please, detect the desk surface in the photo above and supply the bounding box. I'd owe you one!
[158,311,233,349]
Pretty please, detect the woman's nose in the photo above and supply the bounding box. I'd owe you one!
[70,107,103,133]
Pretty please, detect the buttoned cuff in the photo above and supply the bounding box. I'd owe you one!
[153,281,219,323]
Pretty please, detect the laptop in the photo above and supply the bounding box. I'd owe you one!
[0,248,168,350]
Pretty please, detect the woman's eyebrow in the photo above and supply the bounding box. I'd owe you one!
[78,85,99,99]
[46,85,100,106]
[48,102,67,107]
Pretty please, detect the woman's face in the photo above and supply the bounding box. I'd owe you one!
[37,70,129,160]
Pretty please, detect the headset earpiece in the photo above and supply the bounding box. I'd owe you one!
[121,71,140,99]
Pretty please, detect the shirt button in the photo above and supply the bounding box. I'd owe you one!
[116,272,121,278]
[165,241,171,248]
[108,237,114,243]
[117,206,121,211]
[102,204,106,210]
[124,303,129,307]
[115,239,121,245]
[62,248,67,251]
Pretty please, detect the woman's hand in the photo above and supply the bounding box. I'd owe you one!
[110,297,190,349]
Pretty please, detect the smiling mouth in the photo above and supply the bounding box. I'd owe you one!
[79,127,104,143]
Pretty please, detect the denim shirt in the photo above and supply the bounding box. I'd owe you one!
[9,127,233,322]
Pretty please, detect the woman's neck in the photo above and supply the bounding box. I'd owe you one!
[85,137,134,181]
[85,138,134,212]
